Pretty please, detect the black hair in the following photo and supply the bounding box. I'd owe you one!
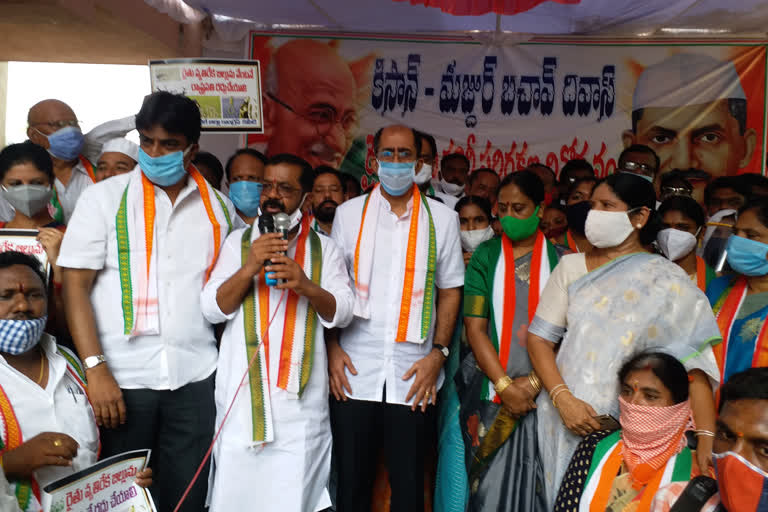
[498,169,545,205]
[528,163,557,183]
[455,195,493,223]
[415,130,437,160]
[566,176,598,200]
[633,99,747,135]
[599,173,660,245]
[618,351,689,404]
[192,151,224,187]
[373,126,419,154]
[265,153,315,194]
[225,148,266,181]
[136,91,201,144]
[719,367,768,413]
[619,144,660,174]
[658,195,706,228]
[660,171,694,192]
[704,176,749,207]
[559,159,594,183]
[738,198,768,229]
[546,203,567,214]
[440,152,471,171]
[734,173,768,201]
[0,251,46,288]
[313,166,344,189]
[0,142,54,184]
[341,173,362,196]
[468,167,500,187]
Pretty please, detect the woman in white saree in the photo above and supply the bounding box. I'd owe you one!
[526,173,721,508]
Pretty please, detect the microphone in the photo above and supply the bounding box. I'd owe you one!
[257,214,278,286]
[272,213,291,285]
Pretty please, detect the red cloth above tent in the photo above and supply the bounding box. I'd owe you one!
[393,0,580,16]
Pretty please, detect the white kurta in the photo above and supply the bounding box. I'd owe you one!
[200,224,354,512]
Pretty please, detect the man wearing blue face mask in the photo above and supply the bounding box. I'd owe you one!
[329,124,464,512]
[25,100,135,223]
[706,199,768,383]
[57,91,245,512]
[225,148,267,225]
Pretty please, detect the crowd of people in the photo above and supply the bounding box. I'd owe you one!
[0,90,767,512]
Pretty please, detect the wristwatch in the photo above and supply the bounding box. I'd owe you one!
[432,344,450,358]
[84,355,106,370]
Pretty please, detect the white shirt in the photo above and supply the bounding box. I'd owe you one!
[58,170,246,390]
[0,336,99,490]
[200,225,353,512]
[331,195,464,406]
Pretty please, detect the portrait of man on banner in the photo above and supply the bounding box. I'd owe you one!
[622,52,759,200]
[252,38,376,169]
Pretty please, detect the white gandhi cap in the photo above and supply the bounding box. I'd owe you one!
[633,53,746,111]
[99,138,139,163]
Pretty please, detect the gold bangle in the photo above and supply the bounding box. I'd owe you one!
[549,383,567,399]
[695,430,716,438]
[494,375,513,394]
[551,388,570,408]
[528,372,542,395]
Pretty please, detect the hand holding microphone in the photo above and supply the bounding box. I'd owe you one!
[247,215,287,283]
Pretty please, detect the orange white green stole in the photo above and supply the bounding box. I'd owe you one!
[353,184,436,343]
[241,216,322,444]
[487,231,558,403]
[50,156,96,224]
[116,166,232,335]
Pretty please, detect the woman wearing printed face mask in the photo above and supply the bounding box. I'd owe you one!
[562,177,597,253]
[456,195,494,266]
[707,199,768,383]
[0,143,68,339]
[456,171,567,512]
[657,196,715,292]
[527,173,722,508]
[555,351,703,512]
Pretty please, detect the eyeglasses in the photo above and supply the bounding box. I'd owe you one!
[30,119,80,130]
[376,149,415,161]
[620,161,655,177]
[266,93,357,137]
[660,186,693,200]
[262,181,300,197]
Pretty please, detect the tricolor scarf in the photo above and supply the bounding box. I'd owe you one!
[564,230,579,253]
[50,156,96,224]
[480,231,558,403]
[579,431,693,512]
[0,347,92,512]
[695,256,716,293]
[241,215,322,444]
[353,184,436,344]
[116,167,232,336]
[712,276,768,382]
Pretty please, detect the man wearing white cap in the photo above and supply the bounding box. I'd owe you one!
[623,53,757,201]
[96,138,138,182]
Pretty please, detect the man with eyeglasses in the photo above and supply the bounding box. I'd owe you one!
[617,144,660,190]
[201,153,353,512]
[262,40,366,169]
[328,124,464,512]
[25,99,134,222]
[310,166,345,236]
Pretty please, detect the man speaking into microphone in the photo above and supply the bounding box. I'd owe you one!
[200,153,354,512]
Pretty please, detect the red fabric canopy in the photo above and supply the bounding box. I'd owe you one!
[393,0,580,16]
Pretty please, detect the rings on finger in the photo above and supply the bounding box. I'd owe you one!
[425,391,431,399]
[53,439,63,448]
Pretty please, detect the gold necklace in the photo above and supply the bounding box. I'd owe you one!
[36,351,45,386]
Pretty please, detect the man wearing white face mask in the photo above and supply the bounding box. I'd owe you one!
[658,195,716,292]
[415,131,438,194]
[431,152,470,209]
[329,124,464,512]
[58,91,244,512]
[25,100,135,223]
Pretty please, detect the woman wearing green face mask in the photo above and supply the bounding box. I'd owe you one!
[455,170,567,512]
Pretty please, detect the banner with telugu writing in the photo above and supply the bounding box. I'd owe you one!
[247,32,766,197]
[150,58,263,133]
[42,450,155,512]
[0,229,50,280]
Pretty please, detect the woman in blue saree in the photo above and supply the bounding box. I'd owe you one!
[526,173,722,508]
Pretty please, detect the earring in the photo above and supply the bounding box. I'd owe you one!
[636,224,642,228]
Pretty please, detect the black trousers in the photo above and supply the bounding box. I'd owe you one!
[100,373,215,512]
[330,395,435,512]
